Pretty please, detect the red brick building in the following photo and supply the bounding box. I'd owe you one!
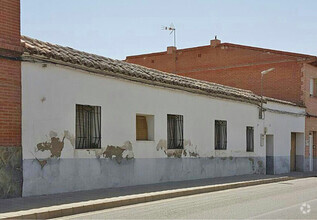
[126,38,317,169]
[0,0,23,198]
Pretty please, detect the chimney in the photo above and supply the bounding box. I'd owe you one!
[167,46,177,54]
[210,35,221,47]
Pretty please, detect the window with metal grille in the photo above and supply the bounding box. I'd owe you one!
[246,126,254,152]
[76,104,101,149]
[167,114,183,149]
[215,120,227,150]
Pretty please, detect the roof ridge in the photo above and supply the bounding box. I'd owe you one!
[220,43,316,59]
[126,42,317,59]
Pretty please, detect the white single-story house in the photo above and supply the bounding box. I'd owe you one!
[21,36,306,196]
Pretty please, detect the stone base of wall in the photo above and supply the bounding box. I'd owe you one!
[266,156,291,174]
[0,147,22,199]
[303,157,311,172]
[266,156,274,174]
[274,156,290,174]
[296,155,305,172]
[23,157,265,197]
[300,157,317,171]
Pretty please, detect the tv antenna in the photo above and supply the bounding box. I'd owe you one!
[162,23,176,47]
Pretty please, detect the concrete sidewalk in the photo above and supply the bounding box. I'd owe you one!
[0,172,316,219]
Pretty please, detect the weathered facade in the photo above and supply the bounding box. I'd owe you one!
[0,0,310,198]
[126,38,317,172]
[20,37,305,196]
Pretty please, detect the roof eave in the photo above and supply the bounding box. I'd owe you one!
[22,53,262,106]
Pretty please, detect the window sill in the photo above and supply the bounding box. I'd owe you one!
[136,140,155,142]
[165,149,184,156]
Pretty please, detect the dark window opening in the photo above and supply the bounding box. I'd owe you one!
[246,126,254,152]
[167,114,184,149]
[76,104,101,149]
[215,120,227,150]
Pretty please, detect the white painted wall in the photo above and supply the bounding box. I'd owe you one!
[20,62,307,196]
[21,62,305,174]
[264,102,305,157]
[22,62,305,160]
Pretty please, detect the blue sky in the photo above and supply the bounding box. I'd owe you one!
[22,0,317,60]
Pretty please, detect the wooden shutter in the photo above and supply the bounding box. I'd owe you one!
[310,79,314,96]
[136,116,148,140]
[314,79,317,97]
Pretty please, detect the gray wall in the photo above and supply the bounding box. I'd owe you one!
[23,157,265,197]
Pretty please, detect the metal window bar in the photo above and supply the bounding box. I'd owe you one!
[246,127,254,152]
[215,120,227,150]
[167,114,184,149]
[76,105,101,149]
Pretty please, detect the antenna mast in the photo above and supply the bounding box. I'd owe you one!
[162,23,176,47]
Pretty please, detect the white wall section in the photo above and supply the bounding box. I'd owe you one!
[21,62,305,196]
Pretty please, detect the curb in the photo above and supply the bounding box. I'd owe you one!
[0,176,301,219]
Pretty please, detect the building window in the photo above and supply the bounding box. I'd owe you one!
[215,120,227,150]
[76,104,101,149]
[167,114,183,149]
[246,126,254,152]
[310,79,317,97]
[136,114,154,141]
[136,116,148,140]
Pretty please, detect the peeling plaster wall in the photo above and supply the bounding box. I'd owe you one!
[22,62,305,196]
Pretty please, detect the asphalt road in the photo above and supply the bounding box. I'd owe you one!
[61,177,317,219]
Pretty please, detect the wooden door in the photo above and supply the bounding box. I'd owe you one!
[290,133,296,171]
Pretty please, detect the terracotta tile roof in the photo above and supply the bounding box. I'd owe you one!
[21,36,262,104]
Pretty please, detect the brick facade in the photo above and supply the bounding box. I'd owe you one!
[126,43,316,105]
[126,39,317,170]
[0,0,23,198]
[0,0,22,147]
